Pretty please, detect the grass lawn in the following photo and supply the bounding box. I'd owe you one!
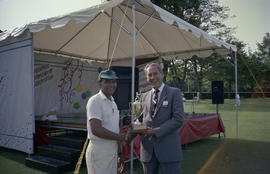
[1,98,270,174]
[182,98,270,174]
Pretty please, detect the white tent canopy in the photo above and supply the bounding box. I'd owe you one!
[1,0,236,63]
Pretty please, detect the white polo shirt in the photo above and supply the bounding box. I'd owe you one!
[86,90,120,140]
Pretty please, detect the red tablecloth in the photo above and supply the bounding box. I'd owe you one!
[122,114,225,160]
[179,114,225,144]
[122,126,141,160]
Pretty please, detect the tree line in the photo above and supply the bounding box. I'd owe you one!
[152,0,270,98]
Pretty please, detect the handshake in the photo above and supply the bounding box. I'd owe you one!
[117,126,155,146]
[117,132,131,146]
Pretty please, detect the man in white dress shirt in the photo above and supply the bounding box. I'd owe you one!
[85,69,126,174]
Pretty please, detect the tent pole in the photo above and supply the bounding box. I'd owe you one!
[234,50,238,137]
[130,0,135,174]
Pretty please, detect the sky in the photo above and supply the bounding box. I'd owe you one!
[219,0,270,52]
[0,0,101,29]
[0,0,269,52]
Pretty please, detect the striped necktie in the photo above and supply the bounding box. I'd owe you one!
[152,89,159,114]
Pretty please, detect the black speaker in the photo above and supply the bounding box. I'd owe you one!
[212,81,224,104]
[110,66,139,110]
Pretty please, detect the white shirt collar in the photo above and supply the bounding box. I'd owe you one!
[99,90,114,101]
[152,83,165,94]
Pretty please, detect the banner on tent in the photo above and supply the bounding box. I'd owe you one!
[34,53,105,116]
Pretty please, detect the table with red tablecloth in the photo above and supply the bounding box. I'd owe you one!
[122,113,225,160]
[179,113,225,144]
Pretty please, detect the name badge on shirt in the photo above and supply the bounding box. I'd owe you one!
[163,100,168,107]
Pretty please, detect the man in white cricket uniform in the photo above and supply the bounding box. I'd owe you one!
[85,70,126,174]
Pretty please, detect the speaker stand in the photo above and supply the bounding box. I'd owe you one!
[216,104,219,114]
[192,101,195,115]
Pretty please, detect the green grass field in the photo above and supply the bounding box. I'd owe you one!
[1,98,270,174]
[182,98,270,174]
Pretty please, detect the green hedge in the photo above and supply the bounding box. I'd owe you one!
[182,92,270,100]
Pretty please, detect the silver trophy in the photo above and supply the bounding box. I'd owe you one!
[131,93,147,130]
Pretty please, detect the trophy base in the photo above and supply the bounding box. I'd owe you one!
[131,123,147,131]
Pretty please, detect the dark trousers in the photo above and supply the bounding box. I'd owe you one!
[142,152,182,174]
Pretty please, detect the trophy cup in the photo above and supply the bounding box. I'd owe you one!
[131,95,147,131]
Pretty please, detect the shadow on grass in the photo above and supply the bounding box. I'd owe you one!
[182,137,270,174]
[0,147,26,165]
[2,137,270,174]
[0,147,46,173]
[182,137,224,174]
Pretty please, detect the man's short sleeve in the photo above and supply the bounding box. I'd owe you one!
[87,97,102,121]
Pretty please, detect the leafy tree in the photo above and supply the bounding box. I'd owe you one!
[155,1,269,98]
[230,40,269,95]
[154,0,236,92]
[152,0,235,39]
[256,33,270,68]
[168,59,189,90]
[252,33,270,97]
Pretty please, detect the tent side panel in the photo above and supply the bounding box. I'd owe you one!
[0,31,35,154]
[34,53,104,116]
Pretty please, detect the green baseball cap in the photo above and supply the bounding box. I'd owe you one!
[98,69,118,80]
